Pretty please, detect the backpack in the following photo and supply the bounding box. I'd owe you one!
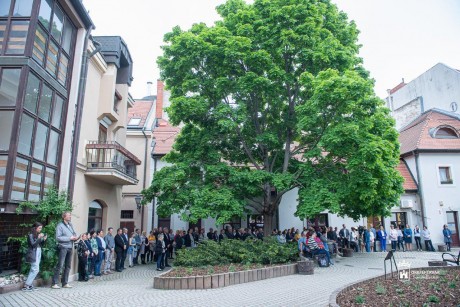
[317,254,329,267]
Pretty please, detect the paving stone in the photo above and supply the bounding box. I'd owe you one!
[0,250,456,307]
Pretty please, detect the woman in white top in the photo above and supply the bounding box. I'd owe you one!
[389,225,398,251]
[369,230,375,252]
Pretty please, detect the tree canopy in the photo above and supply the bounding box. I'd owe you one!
[143,0,403,232]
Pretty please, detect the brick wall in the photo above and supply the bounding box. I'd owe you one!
[0,214,35,272]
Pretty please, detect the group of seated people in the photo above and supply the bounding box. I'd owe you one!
[297,227,335,266]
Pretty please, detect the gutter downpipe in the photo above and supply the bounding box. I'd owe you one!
[68,29,100,200]
[413,151,426,228]
[141,127,148,231]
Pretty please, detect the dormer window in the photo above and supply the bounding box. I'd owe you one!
[430,126,459,139]
[128,118,141,126]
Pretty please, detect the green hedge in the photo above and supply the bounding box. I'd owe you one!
[174,237,299,267]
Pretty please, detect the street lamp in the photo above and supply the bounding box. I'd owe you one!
[134,195,143,212]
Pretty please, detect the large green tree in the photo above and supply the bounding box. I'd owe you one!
[144,0,403,233]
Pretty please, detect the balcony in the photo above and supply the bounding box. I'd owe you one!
[85,141,141,185]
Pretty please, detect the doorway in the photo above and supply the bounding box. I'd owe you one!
[446,211,459,246]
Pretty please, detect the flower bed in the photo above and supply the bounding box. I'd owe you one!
[153,262,298,290]
[330,266,460,306]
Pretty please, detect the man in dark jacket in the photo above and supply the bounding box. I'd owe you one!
[225,226,234,239]
[121,228,129,269]
[114,228,125,272]
[162,228,172,267]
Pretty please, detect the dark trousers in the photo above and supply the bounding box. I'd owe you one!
[415,237,422,250]
[312,249,331,265]
[78,256,87,280]
[115,249,123,271]
[94,251,104,275]
[373,239,377,252]
[391,240,397,251]
[133,247,140,264]
[156,252,164,269]
[52,247,73,286]
[424,240,435,251]
[397,237,405,251]
[121,249,127,269]
[162,250,169,267]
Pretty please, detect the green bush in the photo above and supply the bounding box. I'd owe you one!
[174,237,298,267]
[8,187,73,280]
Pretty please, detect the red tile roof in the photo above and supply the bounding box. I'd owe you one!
[152,122,181,155]
[389,81,406,95]
[399,109,460,155]
[128,100,153,128]
[396,160,417,191]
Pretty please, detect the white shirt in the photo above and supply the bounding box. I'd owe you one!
[389,229,398,241]
[99,236,106,249]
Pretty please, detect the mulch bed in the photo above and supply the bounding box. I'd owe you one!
[163,263,286,277]
[337,269,460,306]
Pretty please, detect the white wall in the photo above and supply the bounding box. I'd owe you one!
[418,153,460,245]
[278,188,304,230]
[387,63,460,130]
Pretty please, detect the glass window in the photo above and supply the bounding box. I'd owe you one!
[0,20,7,53]
[51,95,63,128]
[38,0,52,30]
[17,113,34,155]
[11,157,29,201]
[32,26,47,65]
[0,155,7,199]
[33,122,48,160]
[38,84,52,121]
[0,68,21,106]
[6,20,29,54]
[88,201,103,232]
[47,130,59,165]
[61,19,73,54]
[43,167,55,194]
[0,111,14,151]
[13,0,33,17]
[51,6,63,42]
[46,40,58,76]
[28,163,43,201]
[439,166,453,184]
[128,118,141,126]
[57,54,68,85]
[0,1,11,17]
[391,212,407,229]
[24,73,40,113]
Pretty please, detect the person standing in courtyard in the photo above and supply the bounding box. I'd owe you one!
[76,233,89,281]
[121,228,129,269]
[397,225,405,252]
[413,225,422,251]
[421,226,435,251]
[133,229,141,265]
[52,212,79,289]
[377,225,387,252]
[114,228,125,272]
[94,229,106,276]
[369,224,377,252]
[23,222,47,291]
[404,224,413,251]
[443,224,452,251]
[389,225,398,252]
[155,233,166,271]
[104,227,115,274]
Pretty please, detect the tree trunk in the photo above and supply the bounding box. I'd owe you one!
[263,212,275,237]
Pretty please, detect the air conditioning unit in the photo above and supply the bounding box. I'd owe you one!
[400,199,414,209]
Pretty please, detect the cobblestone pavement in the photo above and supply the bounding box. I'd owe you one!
[0,250,456,307]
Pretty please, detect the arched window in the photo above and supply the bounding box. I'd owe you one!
[88,200,103,232]
[431,126,459,139]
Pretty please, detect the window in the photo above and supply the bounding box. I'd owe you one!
[439,166,453,185]
[0,68,21,106]
[11,157,29,200]
[391,212,407,229]
[248,214,264,229]
[23,73,40,113]
[0,20,7,53]
[121,210,134,219]
[13,0,33,17]
[51,95,64,128]
[88,201,103,232]
[28,163,43,201]
[128,118,141,126]
[435,127,458,139]
[0,111,14,150]
[17,113,34,155]
[6,20,29,54]
[33,122,48,160]
[0,1,12,17]
[0,156,7,199]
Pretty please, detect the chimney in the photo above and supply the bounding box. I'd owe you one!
[156,80,164,119]
[147,81,153,96]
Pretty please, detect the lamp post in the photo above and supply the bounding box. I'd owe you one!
[134,195,144,231]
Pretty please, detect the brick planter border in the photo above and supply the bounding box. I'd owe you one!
[153,263,298,290]
[328,266,460,307]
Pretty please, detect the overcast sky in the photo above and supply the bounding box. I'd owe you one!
[83,0,460,100]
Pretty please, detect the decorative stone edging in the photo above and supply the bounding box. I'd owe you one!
[0,277,50,294]
[328,266,460,307]
[153,263,298,290]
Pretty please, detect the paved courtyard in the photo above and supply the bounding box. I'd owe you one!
[0,250,456,307]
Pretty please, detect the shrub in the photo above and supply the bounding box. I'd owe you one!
[375,283,386,295]
[355,295,365,304]
[427,295,440,303]
[174,237,298,267]
[8,187,73,281]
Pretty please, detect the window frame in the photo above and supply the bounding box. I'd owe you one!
[437,164,455,187]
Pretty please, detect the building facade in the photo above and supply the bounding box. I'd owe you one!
[0,0,93,271]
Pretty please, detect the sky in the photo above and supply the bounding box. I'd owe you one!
[82,0,460,100]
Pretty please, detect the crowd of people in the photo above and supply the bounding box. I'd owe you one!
[21,211,456,291]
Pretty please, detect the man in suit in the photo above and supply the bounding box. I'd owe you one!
[133,229,141,265]
[94,230,106,276]
[114,228,125,272]
[121,228,129,269]
[339,224,350,249]
[162,228,171,267]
